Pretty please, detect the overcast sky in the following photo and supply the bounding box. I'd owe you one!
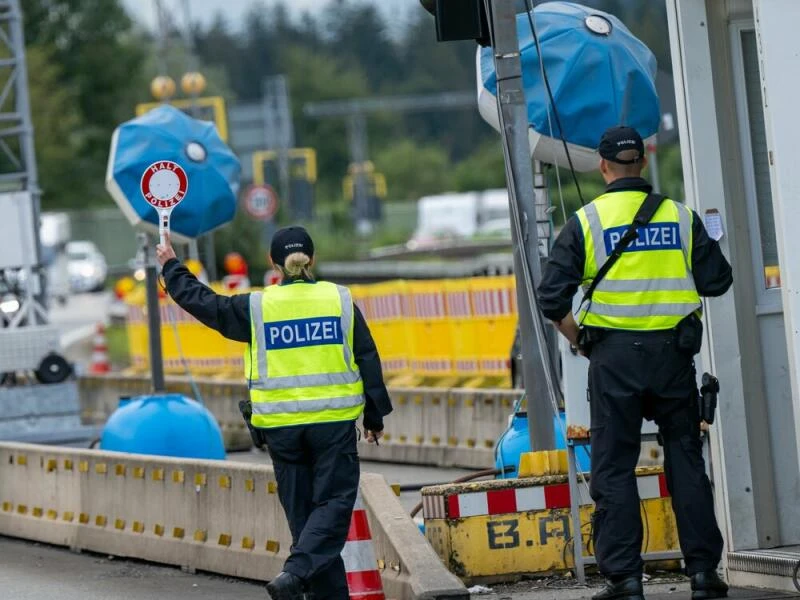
[123,0,405,31]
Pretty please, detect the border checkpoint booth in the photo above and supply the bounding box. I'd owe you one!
[662,0,800,591]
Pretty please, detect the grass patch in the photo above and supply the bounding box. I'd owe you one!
[106,324,130,368]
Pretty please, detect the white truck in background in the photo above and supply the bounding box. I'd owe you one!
[408,188,511,249]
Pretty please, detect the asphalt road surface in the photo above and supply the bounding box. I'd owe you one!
[2,536,798,600]
[50,291,113,348]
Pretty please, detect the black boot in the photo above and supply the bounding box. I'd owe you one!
[592,576,645,600]
[266,571,306,600]
[691,570,729,600]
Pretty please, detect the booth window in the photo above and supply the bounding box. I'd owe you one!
[741,31,780,289]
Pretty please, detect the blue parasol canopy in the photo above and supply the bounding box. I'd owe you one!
[106,104,241,241]
[478,2,660,171]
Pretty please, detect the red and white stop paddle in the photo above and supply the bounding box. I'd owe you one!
[140,160,188,246]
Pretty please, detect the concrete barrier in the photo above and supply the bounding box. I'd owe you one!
[79,375,519,468]
[0,442,468,600]
[0,382,100,444]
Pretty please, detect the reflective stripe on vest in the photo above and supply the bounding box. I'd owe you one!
[248,287,362,390]
[577,192,701,330]
[251,394,364,416]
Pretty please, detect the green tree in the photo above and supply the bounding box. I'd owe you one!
[452,142,507,192]
[324,1,400,93]
[654,143,684,202]
[286,45,371,202]
[25,45,85,210]
[23,0,146,205]
[374,140,452,201]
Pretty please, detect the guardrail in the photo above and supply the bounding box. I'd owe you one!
[0,442,468,599]
[79,375,520,468]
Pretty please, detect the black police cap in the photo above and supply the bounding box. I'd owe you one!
[598,126,645,164]
[270,226,315,267]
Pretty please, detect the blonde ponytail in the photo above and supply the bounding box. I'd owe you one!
[279,252,313,280]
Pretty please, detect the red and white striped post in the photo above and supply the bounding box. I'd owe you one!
[342,492,385,600]
[89,323,111,374]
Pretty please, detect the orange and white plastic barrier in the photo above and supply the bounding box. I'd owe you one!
[343,492,385,600]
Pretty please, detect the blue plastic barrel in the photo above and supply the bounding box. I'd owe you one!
[494,410,591,477]
[553,411,591,473]
[494,412,531,478]
[100,394,226,460]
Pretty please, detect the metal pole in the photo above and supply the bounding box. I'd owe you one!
[647,138,661,193]
[141,233,165,392]
[347,113,371,234]
[187,240,199,262]
[488,0,555,450]
[153,0,170,76]
[203,235,217,282]
[263,76,295,211]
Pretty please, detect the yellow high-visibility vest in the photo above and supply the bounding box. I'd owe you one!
[575,190,701,330]
[245,281,365,428]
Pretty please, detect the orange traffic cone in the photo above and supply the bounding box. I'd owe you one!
[342,492,385,600]
[89,323,111,374]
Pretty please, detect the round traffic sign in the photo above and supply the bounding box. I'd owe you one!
[244,184,278,221]
[140,160,188,209]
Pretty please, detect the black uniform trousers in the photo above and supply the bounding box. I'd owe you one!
[262,420,360,600]
[587,329,724,579]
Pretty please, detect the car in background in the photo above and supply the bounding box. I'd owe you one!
[67,240,107,293]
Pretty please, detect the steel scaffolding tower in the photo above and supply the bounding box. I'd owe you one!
[0,0,47,326]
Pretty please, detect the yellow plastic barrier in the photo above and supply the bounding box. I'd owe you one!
[469,276,517,378]
[351,281,414,379]
[124,276,520,387]
[124,284,248,377]
[443,280,480,378]
[407,281,456,378]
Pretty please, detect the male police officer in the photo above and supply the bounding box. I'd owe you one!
[538,126,732,600]
[157,227,392,600]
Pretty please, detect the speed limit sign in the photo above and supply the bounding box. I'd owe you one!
[244,184,278,221]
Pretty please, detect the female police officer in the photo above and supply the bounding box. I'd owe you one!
[157,226,392,600]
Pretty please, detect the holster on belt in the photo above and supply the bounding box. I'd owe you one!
[576,327,605,358]
[238,400,266,449]
[675,313,703,355]
[699,373,719,425]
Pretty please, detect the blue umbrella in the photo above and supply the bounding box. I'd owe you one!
[106,104,241,241]
[477,1,660,172]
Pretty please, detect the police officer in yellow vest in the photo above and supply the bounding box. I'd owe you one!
[538,127,732,600]
[157,226,392,600]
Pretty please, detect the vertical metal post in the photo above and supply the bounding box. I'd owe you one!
[347,113,371,234]
[141,234,165,392]
[567,441,586,582]
[488,0,555,450]
[153,0,170,77]
[188,240,199,262]
[203,235,217,282]
[263,75,295,212]
[10,0,45,313]
[647,137,661,193]
[534,162,561,382]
